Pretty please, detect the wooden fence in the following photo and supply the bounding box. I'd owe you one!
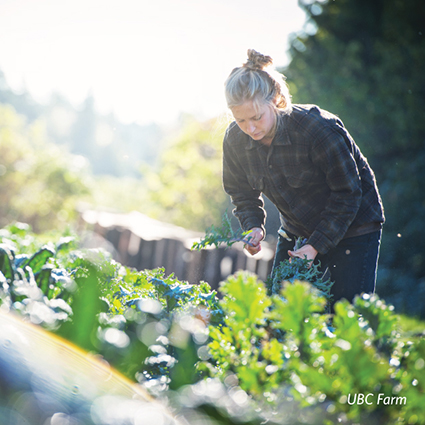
[81,210,276,290]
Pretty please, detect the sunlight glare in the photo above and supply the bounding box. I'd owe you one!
[0,0,306,125]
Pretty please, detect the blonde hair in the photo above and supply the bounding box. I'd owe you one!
[225,49,292,114]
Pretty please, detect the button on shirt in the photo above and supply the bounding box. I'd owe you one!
[222,104,385,254]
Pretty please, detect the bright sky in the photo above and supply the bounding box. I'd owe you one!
[0,0,306,125]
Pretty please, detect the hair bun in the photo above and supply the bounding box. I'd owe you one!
[244,49,273,70]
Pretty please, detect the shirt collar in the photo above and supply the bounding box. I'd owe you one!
[245,111,292,150]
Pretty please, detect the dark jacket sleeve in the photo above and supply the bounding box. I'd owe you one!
[222,127,266,234]
[307,124,362,254]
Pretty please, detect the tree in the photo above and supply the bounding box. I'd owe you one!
[0,70,43,122]
[143,115,230,231]
[0,104,90,232]
[283,0,425,315]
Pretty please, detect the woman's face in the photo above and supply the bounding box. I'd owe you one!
[231,100,276,145]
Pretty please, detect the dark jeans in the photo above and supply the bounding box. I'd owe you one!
[272,228,382,307]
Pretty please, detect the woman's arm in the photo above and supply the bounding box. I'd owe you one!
[307,126,363,254]
[222,133,266,236]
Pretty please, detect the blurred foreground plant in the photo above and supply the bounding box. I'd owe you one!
[1,222,425,425]
[204,271,425,425]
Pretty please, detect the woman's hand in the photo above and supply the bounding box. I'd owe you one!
[288,244,318,266]
[244,227,264,255]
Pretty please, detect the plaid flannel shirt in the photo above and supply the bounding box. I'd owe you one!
[222,104,385,254]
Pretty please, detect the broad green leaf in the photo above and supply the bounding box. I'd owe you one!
[219,271,270,328]
[56,265,103,352]
[35,263,55,295]
[56,236,77,253]
[272,280,327,336]
[26,246,55,274]
[0,243,15,281]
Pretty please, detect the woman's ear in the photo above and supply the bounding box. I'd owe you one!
[274,94,287,110]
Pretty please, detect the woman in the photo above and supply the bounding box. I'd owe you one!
[222,49,385,305]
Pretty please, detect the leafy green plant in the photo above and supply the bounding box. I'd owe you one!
[191,211,253,250]
[265,234,334,303]
[0,225,77,329]
[204,272,425,424]
[268,256,334,303]
[0,222,222,392]
[2,222,425,425]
